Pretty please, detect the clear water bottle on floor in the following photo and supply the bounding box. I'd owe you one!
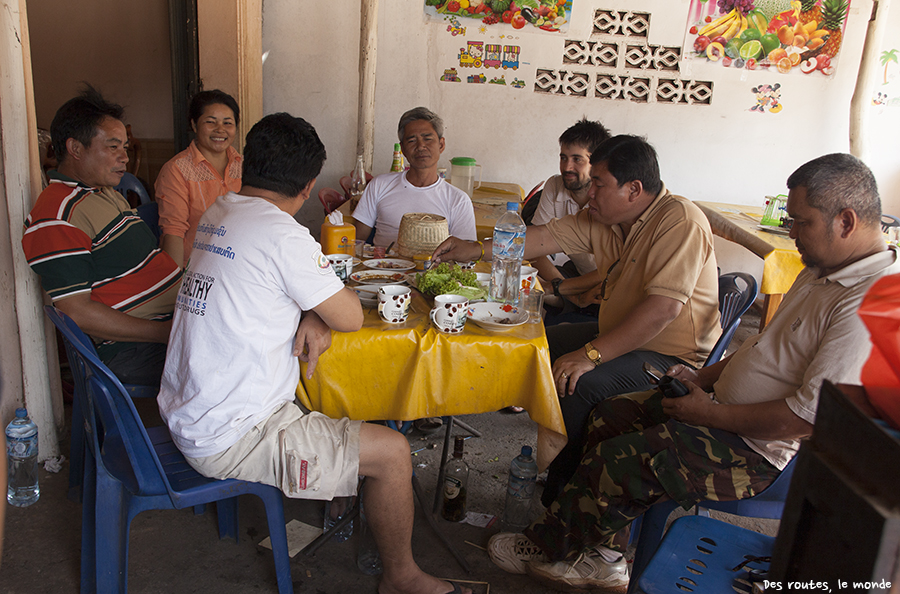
[356,498,383,575]
[7,408,40,507]
[502,446,537,531]
[491,202,526,306]
[324,496,355,542]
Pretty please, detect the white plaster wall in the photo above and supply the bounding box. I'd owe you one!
[263,0,895,235]
[866,2,900,213]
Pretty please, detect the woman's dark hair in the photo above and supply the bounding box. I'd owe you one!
[241,113,326,198]
[590,135,662,196]
[189,90,240,127]
[50,84,124,165]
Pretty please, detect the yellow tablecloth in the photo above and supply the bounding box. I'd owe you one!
[695,201,804,296]
[295,281,566,470]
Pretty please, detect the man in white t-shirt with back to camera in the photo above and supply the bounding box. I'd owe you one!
[158,113,470,594]
[352,107,477,247]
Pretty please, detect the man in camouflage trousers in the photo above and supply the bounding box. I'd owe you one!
[486,153,900,593]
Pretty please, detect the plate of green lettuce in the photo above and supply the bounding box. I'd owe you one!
[411,262,488,301]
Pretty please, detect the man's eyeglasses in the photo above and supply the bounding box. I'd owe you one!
[598,259,621,302]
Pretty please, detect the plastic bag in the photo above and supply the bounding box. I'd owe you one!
[858,274,900,430]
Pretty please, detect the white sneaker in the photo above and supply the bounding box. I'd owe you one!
[487,532,546,574]
[526,549,629,593]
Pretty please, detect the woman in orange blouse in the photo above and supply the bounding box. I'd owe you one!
[155,90,242,267]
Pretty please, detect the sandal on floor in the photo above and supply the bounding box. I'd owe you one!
[413,417,443,434]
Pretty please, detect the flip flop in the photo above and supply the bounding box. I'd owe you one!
[413,417,443,434]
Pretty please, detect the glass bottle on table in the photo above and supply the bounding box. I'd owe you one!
[390,143,404,172]
[441,436,469,522]
[350,154,367,212]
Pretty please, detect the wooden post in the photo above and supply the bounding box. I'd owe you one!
[850,0,892,161]
[358,0,379,171]
[0,0,60,458]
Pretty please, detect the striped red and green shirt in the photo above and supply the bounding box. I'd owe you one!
[23,172,181,356]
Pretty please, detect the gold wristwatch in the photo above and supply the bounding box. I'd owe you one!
[584,342,602,366]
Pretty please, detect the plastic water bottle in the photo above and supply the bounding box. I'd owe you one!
[356,498,383,575]
[7,408,40,507]
[491,202,526,306]
[502,446,537,531]
[324,496,354,542]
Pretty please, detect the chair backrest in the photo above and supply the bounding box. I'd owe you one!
[881,214,900,234]
[137,202,161,241]
[319,187,348,214]
[705,272,759,366]
[115,172,151,206]
[522,189,542,226]
[45,306,170,497]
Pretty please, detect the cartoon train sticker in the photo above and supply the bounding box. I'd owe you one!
[459,41,484,68]
[502,46,520,70]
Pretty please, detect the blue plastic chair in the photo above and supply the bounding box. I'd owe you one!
[50,308,159,503]
[114,172,150,206]
[627,456,796,592]
[705,272,759,366]
[45,306,293,594]
[637,515,774,594]
[136,201,160,241]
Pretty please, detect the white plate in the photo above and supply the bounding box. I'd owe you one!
[467,302,528,331]
[351,286,379,307]
[363,258,415,271]
[349,270,408,285]
[756,224,791,236]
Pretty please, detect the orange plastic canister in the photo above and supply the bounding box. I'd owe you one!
[321,221,356,256]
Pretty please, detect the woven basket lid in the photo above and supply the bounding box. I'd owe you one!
[397,213,449,258]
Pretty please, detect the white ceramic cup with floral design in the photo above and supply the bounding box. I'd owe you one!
[377,285,411,323]
[519,266,538,291]
[430,294,469,334]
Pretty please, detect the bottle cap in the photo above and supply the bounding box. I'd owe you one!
[393,143,401,151]
[15,408,27,418]
[507,201,519,211]
[521,445,533,457]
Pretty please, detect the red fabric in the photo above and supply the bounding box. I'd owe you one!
[858,273,900,429]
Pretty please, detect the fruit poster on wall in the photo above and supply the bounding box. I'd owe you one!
[425,0,574,34]
[684,0,850,76]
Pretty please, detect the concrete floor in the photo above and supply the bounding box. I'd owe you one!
[1,307,775,594]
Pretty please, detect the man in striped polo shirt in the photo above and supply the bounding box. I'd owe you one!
[23,86,181,386]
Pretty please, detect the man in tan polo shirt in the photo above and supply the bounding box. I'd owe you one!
[432,134,721,504]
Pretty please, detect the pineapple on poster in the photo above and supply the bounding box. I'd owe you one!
[682,0,850,76]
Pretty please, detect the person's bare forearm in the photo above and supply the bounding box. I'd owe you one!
[666,391,813,441]
[160,234,184,268]
[556,270,602,296]
[56,295,172,343]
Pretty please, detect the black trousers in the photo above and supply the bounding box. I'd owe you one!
[541,322,689,507]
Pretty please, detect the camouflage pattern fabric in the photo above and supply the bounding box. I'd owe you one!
[526,390,782,562]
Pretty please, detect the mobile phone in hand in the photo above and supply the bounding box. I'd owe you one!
[642,362,690,398]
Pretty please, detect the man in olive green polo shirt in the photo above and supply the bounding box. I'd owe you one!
[432,135,721,504]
